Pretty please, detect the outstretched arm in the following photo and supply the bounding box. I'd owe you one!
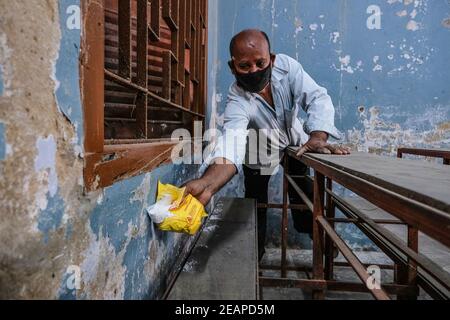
[184,158,237,206]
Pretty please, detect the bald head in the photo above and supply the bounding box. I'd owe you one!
[229,29,271,58]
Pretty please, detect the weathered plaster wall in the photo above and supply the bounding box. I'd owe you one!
[0,0,199,299]
[207,0,450,249]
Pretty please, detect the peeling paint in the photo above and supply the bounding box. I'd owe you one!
[330,31,340,43]
[309,23,318,31]
[35,135,58,198]
[346,106,450,154]
[37,192,65,243]
[406,19,420,31]
[0,33,13,97]
[55,0,83,147]
[443,17,450,29]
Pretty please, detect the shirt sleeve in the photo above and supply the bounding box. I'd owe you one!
[199,100,250,176]
[287,56,342,140]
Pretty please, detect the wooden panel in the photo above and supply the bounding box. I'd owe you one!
[162,50,172,100]
[162,0,178,30]
[168,198,259,300]
[136,0,148,138]
[102,0,206,141]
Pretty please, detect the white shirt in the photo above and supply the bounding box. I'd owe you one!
[201,53,342,174]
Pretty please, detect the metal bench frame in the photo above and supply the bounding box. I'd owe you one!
[259,147,450,300]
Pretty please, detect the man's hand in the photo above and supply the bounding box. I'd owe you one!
[182,158,237,207]
[184,179,214,206]
[296,131,351,157]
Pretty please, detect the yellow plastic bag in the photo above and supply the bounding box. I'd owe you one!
[149,181,207,235]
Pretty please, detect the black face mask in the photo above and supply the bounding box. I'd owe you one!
[233,63,272,93]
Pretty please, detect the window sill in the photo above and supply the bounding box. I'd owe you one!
[84,140,178,192]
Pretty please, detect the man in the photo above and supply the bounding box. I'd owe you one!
[185,29,350,260]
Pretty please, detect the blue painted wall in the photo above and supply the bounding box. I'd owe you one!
[52,1,201,300]
[0,1,200,300]
[56,0,84,148]
[207,0,450,249]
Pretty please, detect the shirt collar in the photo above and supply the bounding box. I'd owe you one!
[271,54,289,83]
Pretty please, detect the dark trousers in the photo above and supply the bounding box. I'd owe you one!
[244,157,314,261]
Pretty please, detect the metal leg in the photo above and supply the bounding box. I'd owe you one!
[407,226,419,299]
[312,170,325,299]
[324,177,335,280]
[281,156,289,278]
[398,225,419,300]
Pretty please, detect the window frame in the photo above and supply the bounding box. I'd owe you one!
[81,0,208,191]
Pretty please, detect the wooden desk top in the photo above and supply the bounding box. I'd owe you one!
[296,150,450,213]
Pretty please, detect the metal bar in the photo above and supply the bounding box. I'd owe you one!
[259,277,416,296]
[257,203,308,210]
[281,156,289,278]
[260,265,312,272]
[333,261,395,270]
[324,177,335,280]
[317,216,391,300]
[396,226,419,300]
[333,196,449,299]
[105,117,183,125]
[312,171,326,299]
[330,191,450,292]
[260,277,327,291]
[285,174,313,212]
[104,138,175,145]
[325,214,404,225]
[417,274,449,300]
[136,0,149,139]
[118,0,131,79]
[397,147,450,160]
[291,150,450,248]
[105,69,205,118]
[162,51,172,100]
